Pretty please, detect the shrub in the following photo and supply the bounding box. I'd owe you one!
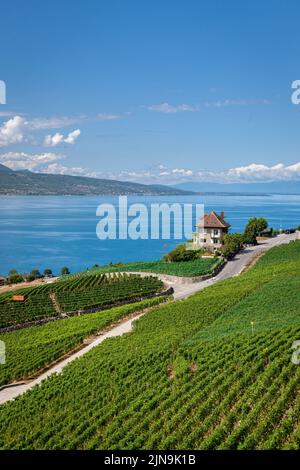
[222,233,244,260]
[244,217,268,245]
[164,244,203,262]
[7,273,24,284]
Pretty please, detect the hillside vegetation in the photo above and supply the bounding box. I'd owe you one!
[0,273,164,328]
[0,296,168,387]
[88,257,220,277]
[1,242,300,449]
[0,164,194,196]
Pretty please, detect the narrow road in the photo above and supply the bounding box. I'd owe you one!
[0,311,145,405]
[172,232,295,300]
[0,233,295,405]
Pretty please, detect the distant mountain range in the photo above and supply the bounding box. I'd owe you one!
[0,164,194,196]
[172,181,300,195]
[2,163,300,196]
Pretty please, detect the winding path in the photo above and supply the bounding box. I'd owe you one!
[0,233,295,405]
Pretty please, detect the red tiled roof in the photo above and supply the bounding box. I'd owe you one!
[196,211,231,229]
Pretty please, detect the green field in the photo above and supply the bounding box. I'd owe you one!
[0,296,169,387]
[88,257,221,277]
[1,242,300,449]
[0,273,164,328]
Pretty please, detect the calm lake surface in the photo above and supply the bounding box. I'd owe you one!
[0,194,300,276]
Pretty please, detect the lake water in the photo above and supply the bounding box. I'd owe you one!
[0,194,300,276]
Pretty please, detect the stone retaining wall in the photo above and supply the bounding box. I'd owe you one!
[127,259,226,285]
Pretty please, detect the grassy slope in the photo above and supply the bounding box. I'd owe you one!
[0,242,300,449]
[89,257,219,277]
[0,297,168,387]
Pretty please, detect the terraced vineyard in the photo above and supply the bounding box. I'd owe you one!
[0,285,56,328]
[0,273,164,328]
[0,296,168,387]
[1,242,300,449]
[54,273,164,312]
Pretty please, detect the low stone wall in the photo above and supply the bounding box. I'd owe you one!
[126,258,226,285]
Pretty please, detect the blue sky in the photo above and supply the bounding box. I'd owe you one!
[1,0,300,184]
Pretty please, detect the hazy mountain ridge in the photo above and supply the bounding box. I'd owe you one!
[173,181,300,195]
[0,164,194,196]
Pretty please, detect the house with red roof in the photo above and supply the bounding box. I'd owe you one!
[193,211,231,250]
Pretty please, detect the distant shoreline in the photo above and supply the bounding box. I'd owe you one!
[0,192,292,197]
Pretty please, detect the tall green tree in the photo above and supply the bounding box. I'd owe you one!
[244,217,268,245]
[31,269,42,279]
[7,272,24,284]
[61,266,70,275]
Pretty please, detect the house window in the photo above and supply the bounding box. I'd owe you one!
[213,229,219,235]
[213,238,219,244]
[200,238,206,243]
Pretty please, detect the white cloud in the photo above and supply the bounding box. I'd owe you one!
[0,114,83,148]
[3,149,299,186]
[43,133,64,147]
[0,151,101,178]
[0,152,64,171]
[20,113,121,130]
[203,99,271,108]
[96,113,121,121]
[64,129,81,144]
[43,129,81,147]
[108,162,300,185]
[0,111,24,117]
[147,99,271,113]
[0,110,124,148]
[27,116,86,130]
[0,116,26,147]
[42,163,102,178]
[147,103,197,113]
[172,168,194,176]
[225,162,300,182]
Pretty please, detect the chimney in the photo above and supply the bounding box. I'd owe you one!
[220,211,225,219]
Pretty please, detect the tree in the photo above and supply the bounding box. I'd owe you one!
[8,269,18,276]
[44,268,52,276]
[255,217,268,234]
[243,217,268,245]
[243,223,258,245]
[7,272,24,284]
[30,269,43,279]
[61,266,70,275]
[222,233,244,259]
[24,273,36,282]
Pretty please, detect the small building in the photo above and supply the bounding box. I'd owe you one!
[12,295,26,302]
[193,211,231,250]
[0,277,5,287]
